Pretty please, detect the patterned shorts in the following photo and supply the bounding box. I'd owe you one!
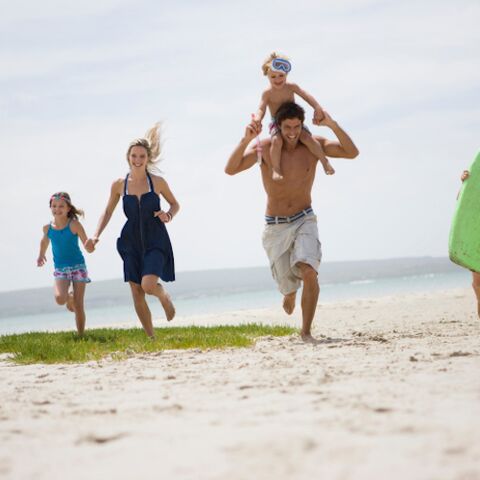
[53,264,91,283]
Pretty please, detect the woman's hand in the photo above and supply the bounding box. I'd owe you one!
[154,210,172,223]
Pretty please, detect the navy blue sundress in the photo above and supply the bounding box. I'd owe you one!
[116,173,175,284]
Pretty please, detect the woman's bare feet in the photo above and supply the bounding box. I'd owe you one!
[283,292,296,315]
[158,284,175,321]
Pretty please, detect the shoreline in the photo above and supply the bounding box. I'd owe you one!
[1,288,480,479]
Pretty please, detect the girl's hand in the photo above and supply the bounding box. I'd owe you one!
[154,210,172,223]
[85,238,98,252]
[37,255,46,267]
[313,108,325,125]
[461,170,470,182]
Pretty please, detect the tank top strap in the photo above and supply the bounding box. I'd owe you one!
[146,173,154,193]
[123,174,130,196]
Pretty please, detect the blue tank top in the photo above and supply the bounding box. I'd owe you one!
[47,220,85,268]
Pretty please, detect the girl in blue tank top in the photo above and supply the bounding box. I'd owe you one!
[37,192,95,335]
[87,123,180,338]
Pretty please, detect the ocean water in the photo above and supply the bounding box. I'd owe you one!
[0,257,471,335]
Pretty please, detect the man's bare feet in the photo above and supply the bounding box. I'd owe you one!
[158,284,175,321]
[300,331,316,343]
[283,292,296,315]
[322,161,335,175]
[66,291,75,312]
[272,169,283,181]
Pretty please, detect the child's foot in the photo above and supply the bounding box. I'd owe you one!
[158,284,175,321]
[272,169,283,181]
[323,162,335,175]
[66,291,75,312]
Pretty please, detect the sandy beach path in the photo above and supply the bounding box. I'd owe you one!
[1,288,480,480]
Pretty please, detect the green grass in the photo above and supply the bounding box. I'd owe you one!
[0,324,296,364]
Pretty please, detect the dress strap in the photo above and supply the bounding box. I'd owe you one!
[124,174,129,196]
[146,173,154,193]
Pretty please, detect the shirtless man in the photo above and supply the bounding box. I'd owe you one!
[225,102,359,341]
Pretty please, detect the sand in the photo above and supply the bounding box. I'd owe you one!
[1,288,480,480]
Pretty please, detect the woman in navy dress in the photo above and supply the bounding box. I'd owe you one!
[89,124,179,337]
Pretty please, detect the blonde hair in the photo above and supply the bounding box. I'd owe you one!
[126,122,163,173]
[262,52,290,76]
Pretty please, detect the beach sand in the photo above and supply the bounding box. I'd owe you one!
[1,288,480,480]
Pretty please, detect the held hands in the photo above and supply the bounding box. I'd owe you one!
[316,110,335,128]
[85,238,98,253]
[461,170,470,182]
[312,107,325,125]
[37,255,46,267]
[154,210,172,223]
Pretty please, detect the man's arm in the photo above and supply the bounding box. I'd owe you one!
[225,123,262,175]
[314,111,359,159]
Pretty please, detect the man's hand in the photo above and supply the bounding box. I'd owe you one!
[461,170,470,182]
[244,122,261,142]
[317,110,336,128]
[312,107,325,125]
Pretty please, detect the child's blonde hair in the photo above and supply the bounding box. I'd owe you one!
[126,122,163,173]
[262,52,290,76]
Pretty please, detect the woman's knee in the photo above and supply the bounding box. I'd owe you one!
[141,279,157,296]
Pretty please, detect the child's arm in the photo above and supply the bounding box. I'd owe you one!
[290,83,324,124]
[253,91,270,125]
[37,225,50,267]
[153,177,180,223]
[70,220,95,253]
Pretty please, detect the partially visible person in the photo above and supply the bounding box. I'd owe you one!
[87,123,179,338]
[37,192,94,336]
[460,169,480,317]
[252,52,334,180]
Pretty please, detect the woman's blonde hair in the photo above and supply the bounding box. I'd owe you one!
[262,52,290,76]
[126,122,163,173]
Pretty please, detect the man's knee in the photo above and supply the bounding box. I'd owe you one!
[297,263,318,284]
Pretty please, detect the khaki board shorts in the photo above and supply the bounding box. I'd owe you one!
[262,214,322,295]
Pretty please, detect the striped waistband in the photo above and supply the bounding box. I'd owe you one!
[265,207,313,225]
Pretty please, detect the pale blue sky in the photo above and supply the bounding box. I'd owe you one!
[1,0,479,291]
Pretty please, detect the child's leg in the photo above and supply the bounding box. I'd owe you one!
[141,275,175,322]
[299,130,335,175]
[53,279,70,306]
[472,272,480,317]
[129,282,155,337]
[72,282,86,335]
[270,133,284,180]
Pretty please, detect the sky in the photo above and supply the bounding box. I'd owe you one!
[0,0,479,292]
